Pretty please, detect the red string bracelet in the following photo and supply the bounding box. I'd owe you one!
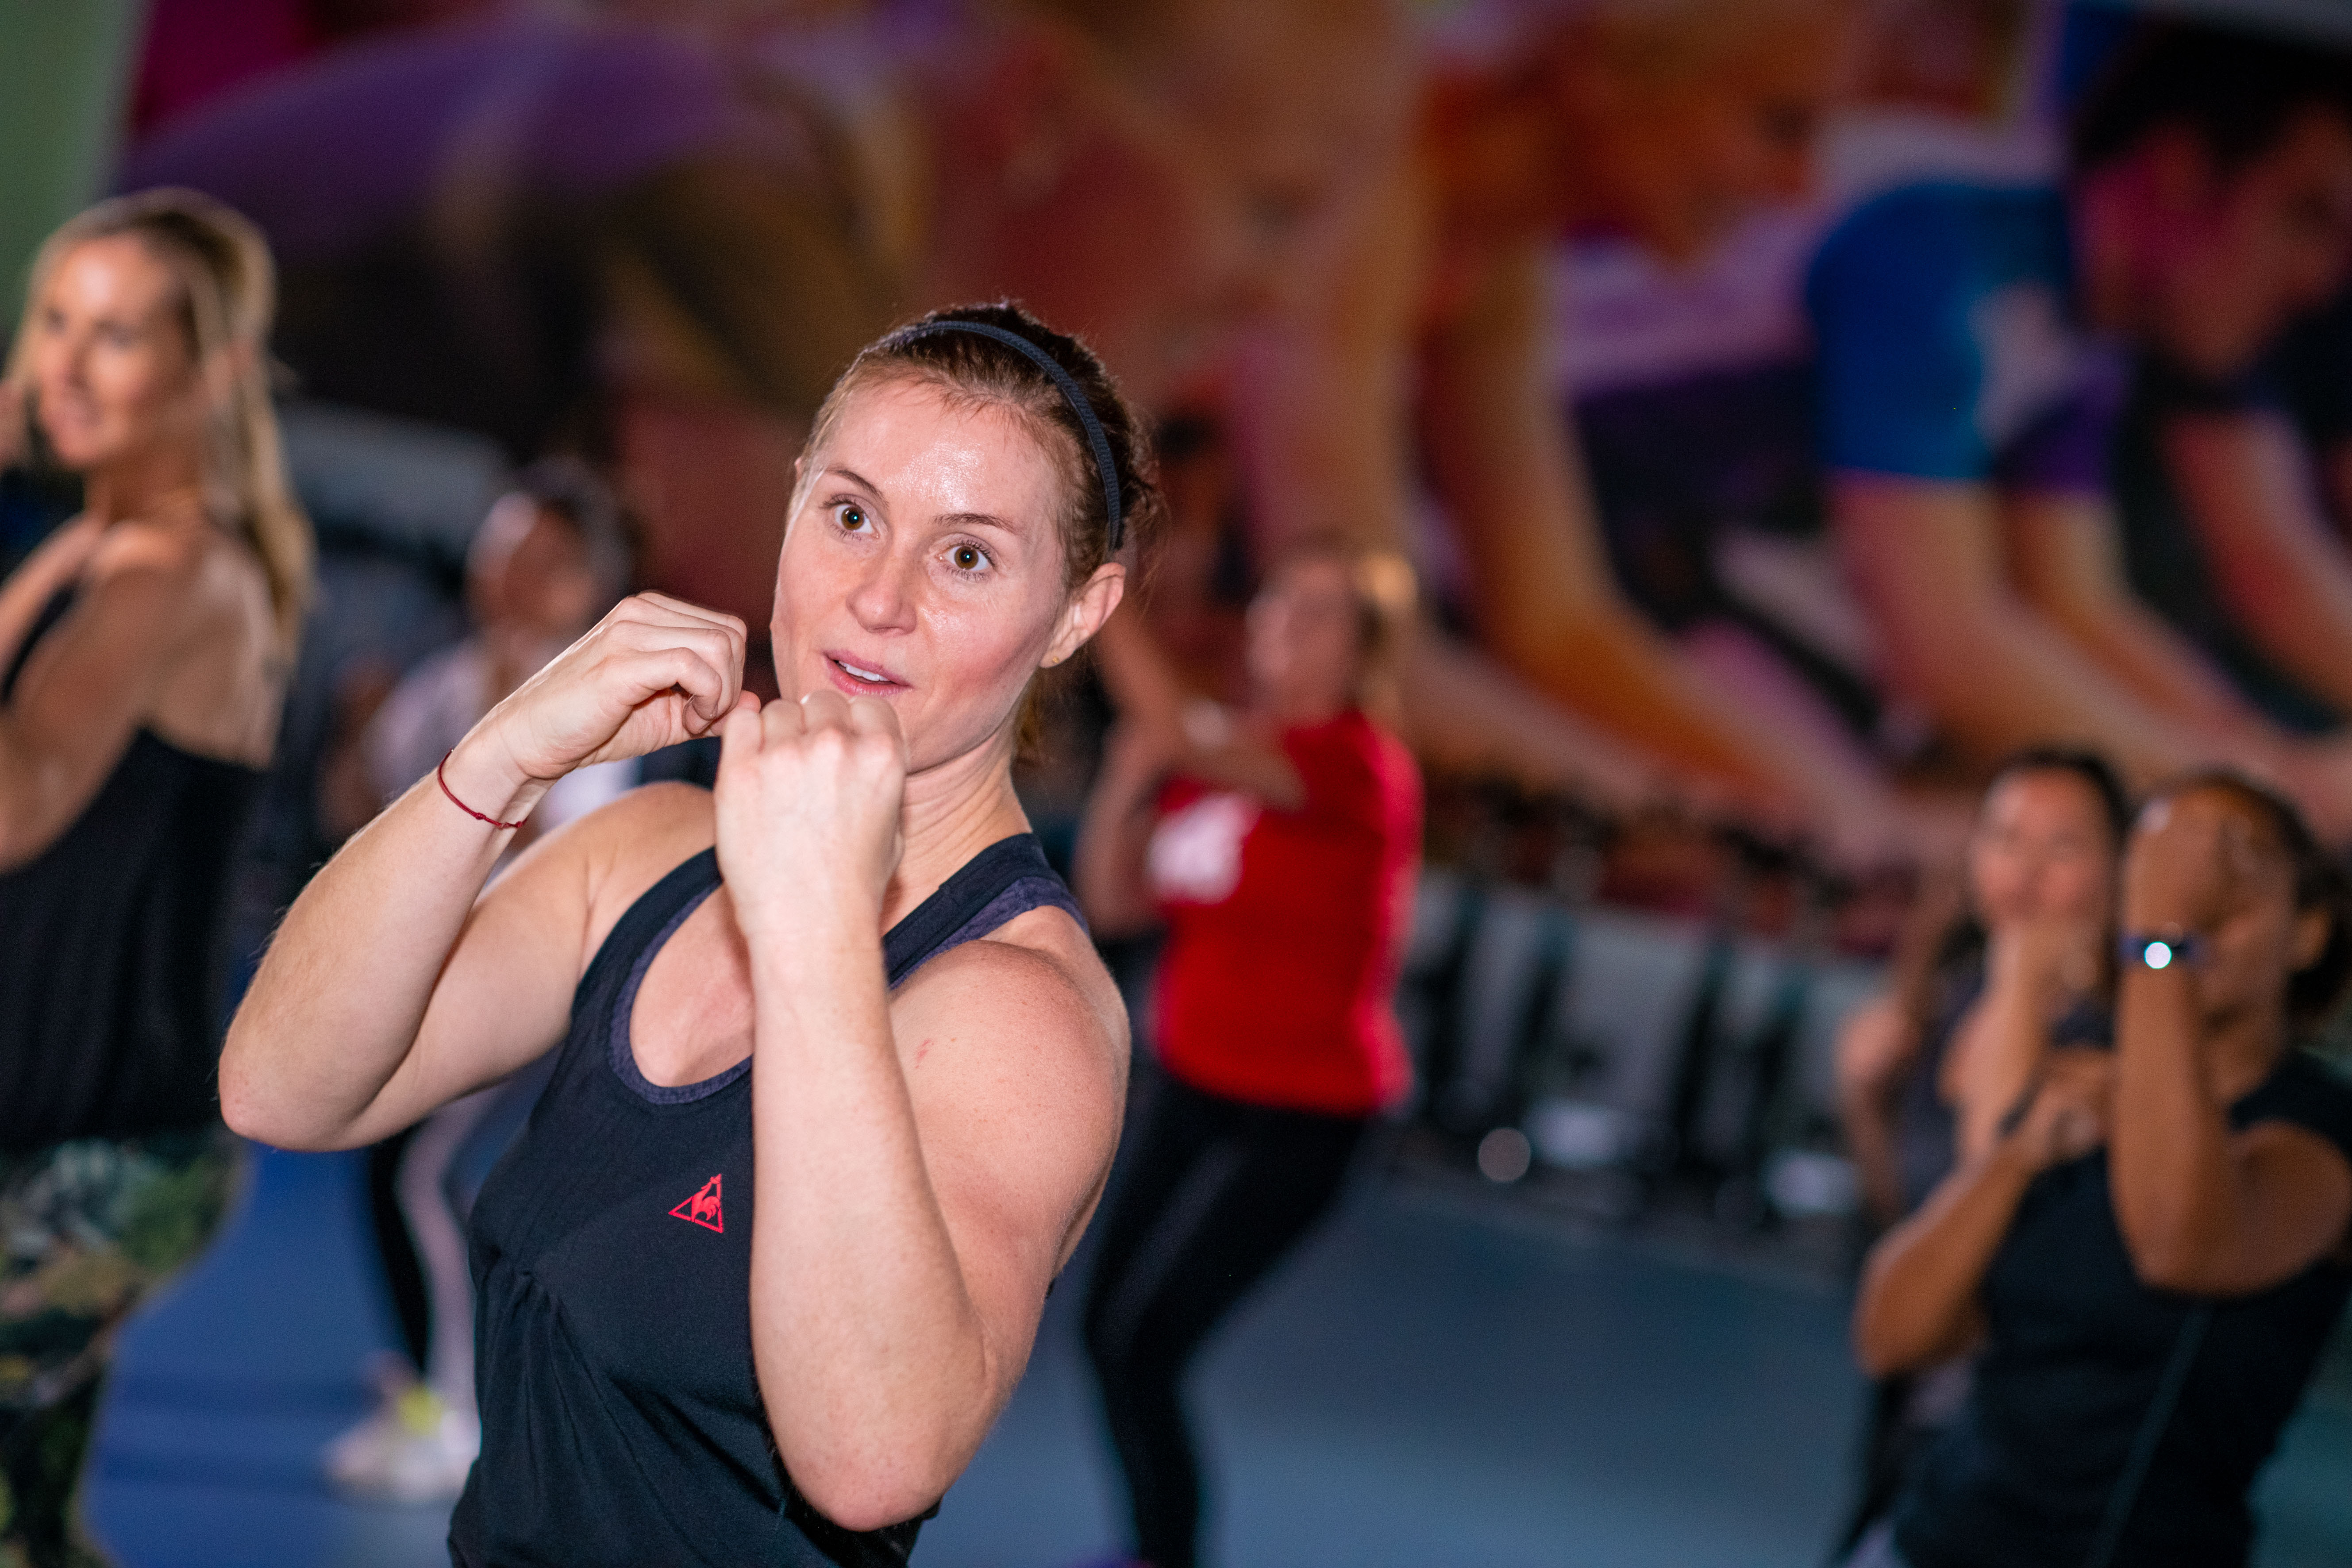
[437,751,526,831]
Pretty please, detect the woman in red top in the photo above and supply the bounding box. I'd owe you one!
[1074,538,1422,1568]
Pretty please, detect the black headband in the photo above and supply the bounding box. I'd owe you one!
[893,320,1125,551]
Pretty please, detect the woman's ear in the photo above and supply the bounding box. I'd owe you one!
[1044,560,1126,669]
[2292,906,2332,973]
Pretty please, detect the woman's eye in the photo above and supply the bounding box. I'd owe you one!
[950,543,990,574]
[835,503,869,532]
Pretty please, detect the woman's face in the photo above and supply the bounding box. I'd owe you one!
[470,496,601,645]
[1967,770,2117,933]
[1564,11,1849,261]
[2140,109,2352,378]
[26,235,205,475]
[1245,554,1361,718]
[2145,789,2327,1031]
[770,377,1116,772]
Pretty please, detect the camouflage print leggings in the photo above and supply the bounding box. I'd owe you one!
[0,1127,238,1568]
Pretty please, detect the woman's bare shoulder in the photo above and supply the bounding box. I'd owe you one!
[902,903,1128,1063]
[507,779,720,962]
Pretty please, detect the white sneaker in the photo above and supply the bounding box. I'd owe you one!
[325,1373,480,1504]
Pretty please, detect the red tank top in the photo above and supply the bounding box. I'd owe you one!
[1146,709,1422,1116]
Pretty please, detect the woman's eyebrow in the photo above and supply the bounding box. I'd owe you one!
[822,465,883,497]
[938,509,1021,536]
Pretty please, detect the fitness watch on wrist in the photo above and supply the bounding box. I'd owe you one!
[2119,928,2201,971]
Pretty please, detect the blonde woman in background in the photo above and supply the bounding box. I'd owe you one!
[0,189,311,1565]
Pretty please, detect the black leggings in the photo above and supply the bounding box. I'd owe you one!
[1082,1074,1367,1568]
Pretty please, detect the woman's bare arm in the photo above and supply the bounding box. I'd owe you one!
[1836,996,1921,1229]
[1854,1050,2112,1376]
[1941,921,2099,1162]
[222,754,596,1149]
[2109,795,2352,1294]
[2109,959,2352,1294]
[719,693,1124,1530]
[222,593,746,1148]
[1072,717,1170,939]
[0,516,100,672]
[2163,410,2352,720]
[0,522,203,867]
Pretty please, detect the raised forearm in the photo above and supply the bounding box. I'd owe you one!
[2170,412,2352,717]
[1501,609,1832,802]
[1854,1139,2035,1376]
[1946,984,2047,1162]
[1839,1083,1910,1230]
[749,925,995,1529]
[1399,630,1663,810]
[221,734,539,1148]
[1073,760,1163,936]
[2040,591,2256,736]
[2109,964,2239,1287]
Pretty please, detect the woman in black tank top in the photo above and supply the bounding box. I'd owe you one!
[0,191,311,1562]
[227,304,1159,1566]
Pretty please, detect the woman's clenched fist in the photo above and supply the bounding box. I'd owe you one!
[715,688,908,940]
[477,593,748,784]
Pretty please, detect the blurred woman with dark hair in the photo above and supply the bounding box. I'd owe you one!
[1832,747,2130,1550]
[1840,750,2134,1233]
[1075,538,1422,1568]
[0,188,311,1563]
[1851,774,2352,1568]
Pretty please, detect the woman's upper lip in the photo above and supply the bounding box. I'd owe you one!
[826,651,907,686]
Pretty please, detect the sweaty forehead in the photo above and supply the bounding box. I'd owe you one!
[818,378,1064,523]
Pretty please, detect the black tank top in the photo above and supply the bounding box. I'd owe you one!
[451,833,1084,1568]
[1894,1049,2352,1568]
[0,582,267,1150]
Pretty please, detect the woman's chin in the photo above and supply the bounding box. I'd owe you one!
[36,429,115,472]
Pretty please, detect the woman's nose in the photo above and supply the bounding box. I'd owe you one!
[847,548,920,632]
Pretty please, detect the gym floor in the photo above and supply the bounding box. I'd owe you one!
[85,1137,2352,1568]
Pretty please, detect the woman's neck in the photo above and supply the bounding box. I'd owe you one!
[882,729,1031,928]
[82,444,205,530]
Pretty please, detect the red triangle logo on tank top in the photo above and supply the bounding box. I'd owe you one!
[670,1173,724,1233]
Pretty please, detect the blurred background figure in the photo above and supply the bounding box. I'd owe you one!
[119,0,1413,639]
[312,455,628,1504]
[1809,20,2352,829]
[1852,774,2352,1568]
[1202,0,1963,866]
[0,189,310,1566]
[324,455,631,841]
[1076,540,1422,1568]
[1832,747,2128,1553]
